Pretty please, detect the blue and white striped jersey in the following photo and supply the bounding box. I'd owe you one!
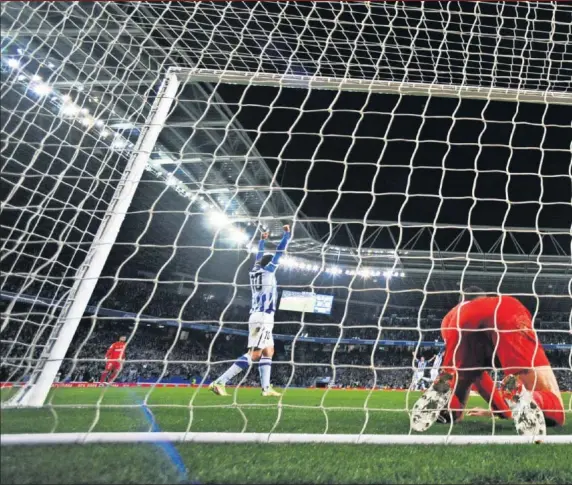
[432,352,443,370]
[249,230,291,315]
[416,359,427,372]
[249,266,278,314]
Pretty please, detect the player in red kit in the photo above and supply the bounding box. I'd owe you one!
[100,336,127,384]
[411,287,564,436]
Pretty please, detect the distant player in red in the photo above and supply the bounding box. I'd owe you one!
[411,287,564,436]
[100,336,127,384]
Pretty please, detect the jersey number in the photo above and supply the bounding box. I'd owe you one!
[250,273,262,292]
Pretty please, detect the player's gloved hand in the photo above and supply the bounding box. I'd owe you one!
[283,224,290,233]
[261,231,269,239]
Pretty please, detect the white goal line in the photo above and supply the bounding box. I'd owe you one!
[2,432,570,446]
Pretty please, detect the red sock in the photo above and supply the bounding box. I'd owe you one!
[100,371,109,383]
[532,390,565,427]
[109,369,121,382]
[474,372,512,420]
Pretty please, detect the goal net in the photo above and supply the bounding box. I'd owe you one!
[1,1,570,446]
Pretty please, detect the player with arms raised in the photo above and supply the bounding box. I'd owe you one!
[410,354,429,391]
[100,336,126,384]
[210,225,291,397]
[411,287,565,436]
[427,349,444,384]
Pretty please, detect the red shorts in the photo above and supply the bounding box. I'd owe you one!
[105,361,122,372]
[442,311,550,375]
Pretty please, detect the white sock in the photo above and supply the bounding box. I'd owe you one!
[259,357,272,389]
[216,353,251,385]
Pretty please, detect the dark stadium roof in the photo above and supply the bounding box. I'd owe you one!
[2,1,571,311]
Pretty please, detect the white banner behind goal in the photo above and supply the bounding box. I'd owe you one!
[1,1,570,445]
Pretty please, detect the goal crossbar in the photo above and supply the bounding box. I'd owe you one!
[175,68,572,105]
[2,432,568,446]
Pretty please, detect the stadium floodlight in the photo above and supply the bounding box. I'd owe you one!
[229,228,248,243]
[31,82,52,96]
[400,272,406,277]
[7,58,20,69]
[100,129,110,138]
[60,103,80,117]
[111,138,128,150]
[208,210,229,228]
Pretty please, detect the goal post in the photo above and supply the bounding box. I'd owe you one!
[1,1,571,449]
[176,68,572,105]
[2,66,570,444]
[4,73,181,407]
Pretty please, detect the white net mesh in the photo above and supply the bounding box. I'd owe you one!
[1,1,571,443]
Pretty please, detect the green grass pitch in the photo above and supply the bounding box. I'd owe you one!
[1,387,571,484]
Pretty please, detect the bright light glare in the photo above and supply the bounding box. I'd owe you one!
[32,83,52,96]
[111,138,128,150]
[208,210,229,228]
[230,229,248,243]
[101,129,110,138]
[60,103,80,117]
[31,74,42,82]
[400,272,405,277]
[95,119,104,127]
[7,58,20,69]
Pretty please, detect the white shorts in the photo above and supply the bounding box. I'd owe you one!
[430,369,439,381]
[248,312,274,349]
[414,372,424,382]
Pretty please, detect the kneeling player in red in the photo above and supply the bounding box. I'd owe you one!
[411,287,564,436]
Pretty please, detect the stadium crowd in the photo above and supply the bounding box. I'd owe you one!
[2,279,570,390]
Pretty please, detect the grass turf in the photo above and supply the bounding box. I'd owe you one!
[1,387,571,484]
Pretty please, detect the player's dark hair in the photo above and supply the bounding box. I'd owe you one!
[462,286,485,301]
[260,253,273,268]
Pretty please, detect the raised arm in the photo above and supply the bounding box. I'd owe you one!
[255,230,269,263]
[266,225,291,273]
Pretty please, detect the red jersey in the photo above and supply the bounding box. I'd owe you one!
[106,341,126,360]
[441,295,548,373]
[442,295,534,339]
